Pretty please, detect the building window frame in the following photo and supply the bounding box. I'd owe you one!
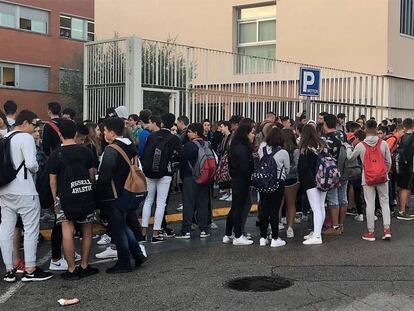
[0,2,49,34]
[0,61,49,91]
[59,13,94,41]
[400,0,414,37]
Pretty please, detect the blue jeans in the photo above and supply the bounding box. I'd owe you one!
[108,191,145,267]
[327,181,348,209]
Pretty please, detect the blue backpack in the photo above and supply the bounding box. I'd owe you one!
[310,147,341,192]
[252,146,284,193]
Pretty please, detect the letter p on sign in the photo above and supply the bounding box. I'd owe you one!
[299,67,321,97]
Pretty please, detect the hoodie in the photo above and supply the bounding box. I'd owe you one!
[346,135,391,186]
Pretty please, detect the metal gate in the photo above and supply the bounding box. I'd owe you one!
[84,36,407,123]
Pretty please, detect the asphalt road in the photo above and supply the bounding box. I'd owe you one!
[2,198,414,311]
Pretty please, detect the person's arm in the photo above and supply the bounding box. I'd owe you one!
[383,141,392,172]
[97,147,117,184]
[346,141,362,161]
[21,134,39,174]
[49,174,58,201]
[282,150,291,177]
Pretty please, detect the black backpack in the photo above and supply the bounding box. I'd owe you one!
[36,160,53,209]
[395,134,414,175]
[252,146,284,193]
[142,132,173,179]
[57,149,95,220]
[0,131,26,187]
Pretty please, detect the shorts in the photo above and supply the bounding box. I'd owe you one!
[56,208,95,225]
[327,181,348,208]
[397,173,414,190]
[285,178,299,187]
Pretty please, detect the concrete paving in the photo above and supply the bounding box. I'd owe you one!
[2,200,414,311]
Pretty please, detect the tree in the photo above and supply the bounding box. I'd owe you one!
[60,53,84,118]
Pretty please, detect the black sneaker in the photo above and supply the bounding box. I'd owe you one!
[106,263,132,274]
[21,267,53,282]
[77,265,99,278]
[346,208,358,216]
[160,228,175,238]
[151,235,166,244]
[61,269,80,281]
[139,235,148,243]
[3,269,17,283]
[134,254,148,268]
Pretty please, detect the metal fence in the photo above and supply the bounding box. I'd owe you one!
[84,37,412,123]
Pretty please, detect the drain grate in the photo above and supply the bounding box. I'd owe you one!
[225,276,293,292]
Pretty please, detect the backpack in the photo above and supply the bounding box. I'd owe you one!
[142,132,173,179]
[362,139,388,186]
[395,134,414,175]
[108,144,147,209]
[189,140,217,185]
[214,153,231,184]
[252,146,284,193]
[0,131,26,188]
[57,148,95,220]
[311,147,341,192]
[36,160,54,209]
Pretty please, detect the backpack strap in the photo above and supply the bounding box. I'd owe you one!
[7,131,27,178]
[47,121,61,136]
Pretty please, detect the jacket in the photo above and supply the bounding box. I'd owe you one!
[228,143,254,181]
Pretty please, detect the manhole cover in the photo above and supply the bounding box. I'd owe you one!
[225,276,293,292]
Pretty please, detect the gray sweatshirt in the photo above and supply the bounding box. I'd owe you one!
[346,135,391,186]
[258,142,290,180]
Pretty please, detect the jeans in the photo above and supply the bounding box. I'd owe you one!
[181,176,210,233]
[0,194,40,270]
[108,192,144,267]
[142,176,172,230]
[259,184,285,239]
[225,178,250,239]
[327,182,348,208]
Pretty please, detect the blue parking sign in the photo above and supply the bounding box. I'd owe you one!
[299,67,321,97]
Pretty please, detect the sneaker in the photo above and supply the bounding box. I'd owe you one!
[200,231,210,238]
[396,211,414,221]
[270,238,286,248]
[233,236,253,246]
[362,231,376,241]
[61,270,80,281]
[382,228,392,241]
[303,236,323,245]
[151,235,166,244]
[294,217,302,224]
[210,222,219,230]
[259,237,268,246]
[13,259,25,274]
[134,254,148,268]
[302,215,309,222]
[278,223,285,230]
[176,204,183,212]
[346,208,358,216]
[219,193,230,201]
[97,234,111,245]
[286,227,294,238]
[49,258,68,271]
[175,232,191,239]
[354,214,364,222]
[160,228,176,238]
[304,231,314,240]
[95,247,118,259]
[22,267,53,282]
[281,217,287,225]
[139,244,147,257]
[3,269,17,283]
[322,227,342,236]
[106,263,132,274]
[74,252,81,262]
[139,235,148,243]
[245,233,252,240]
[225,194,232,201]
[77,265,99,278]
[374,215,378,221]
[222,235,233,244]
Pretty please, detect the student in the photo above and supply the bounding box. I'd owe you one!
[0,110,9,138]
[345,119,392,241]
[42,102,62,156]
[48,120,99,280]
[203,119,213,142]
[137,109,152,158]
[127,114,141,145]
[141,113,180,243]
[62,108,76,121]
[177,115,190,144]
[258,127,290,248]
[3,100,17,127]
[97,117,147,273]
[223,123,255,246]
[298,124,327,245]
[148,115,161,132]
[175,123,212,239]
[0,110,53,282]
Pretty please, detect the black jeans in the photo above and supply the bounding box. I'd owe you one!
[350,178,363,215]
[181,176,210,233]
[51,220,62,260]
[259,184,285,239]
[225,178,250,239]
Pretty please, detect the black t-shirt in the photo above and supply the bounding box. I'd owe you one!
[48,144,94,196]
[322,131,345,161]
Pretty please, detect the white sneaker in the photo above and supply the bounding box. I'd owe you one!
[225,194,232,201]
[374,215,378,221]
[304,231,314,240]
[97,234,111,245]
[210,222,219,229]
[286,227,294,238]
[219,193,230,201]
[278,223,285,230]
[95,247,118,259]
[139,244,147,258]
[233,236,254,246]
[222,235,233,244]
[176,203,183,212]
[49,258,68,271]
[303,236,322,245]
[259,237,268,246]
[74,252,81,261]
[200,231,211,238]
[270,238,286,248]
[281,217,287,225]
[354,214,364,222]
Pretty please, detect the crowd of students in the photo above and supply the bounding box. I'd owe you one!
[0,99,413,283]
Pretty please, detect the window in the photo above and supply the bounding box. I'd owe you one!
[401,0,414,37]
[236,4,276,73]
[60,14,94,41]
[0,62,49,91]
[0,2,48,34]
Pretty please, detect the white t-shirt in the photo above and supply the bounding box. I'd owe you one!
[0,131,39,196]
[6,117,15,126]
